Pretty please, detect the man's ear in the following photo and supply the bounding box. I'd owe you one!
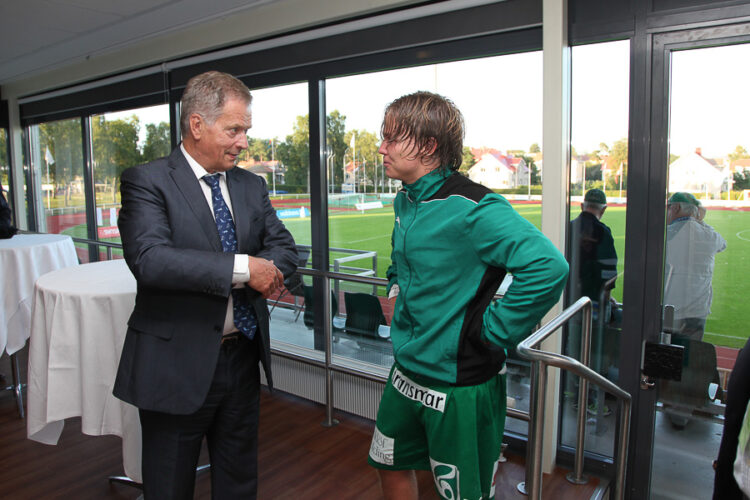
[188,113,203,141]
[424,137,438,156]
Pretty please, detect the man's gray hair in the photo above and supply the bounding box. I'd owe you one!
[180,71,252,137]
[670,201,700,219]
[583,201,606,212]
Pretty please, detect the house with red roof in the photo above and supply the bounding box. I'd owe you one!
[467,148,529,189]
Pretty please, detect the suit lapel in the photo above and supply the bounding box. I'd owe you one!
[168,149,223,251]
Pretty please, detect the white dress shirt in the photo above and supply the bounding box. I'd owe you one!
[181,144,251,335]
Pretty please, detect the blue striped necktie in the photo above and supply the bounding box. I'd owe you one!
[202,174,257,339]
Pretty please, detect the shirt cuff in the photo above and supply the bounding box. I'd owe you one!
[388,284,400,299]
[232,254,250,285]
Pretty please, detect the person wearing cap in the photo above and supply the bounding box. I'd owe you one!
[663,191,726,340]
[568,188,618,309]
[565,188,618,411]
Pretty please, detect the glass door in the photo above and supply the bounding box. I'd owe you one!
[649,41,750,500]
[627,24,750,499]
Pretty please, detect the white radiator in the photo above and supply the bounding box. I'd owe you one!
[263,354,386,420]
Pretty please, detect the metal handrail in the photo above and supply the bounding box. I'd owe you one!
[288,268,533,422]
[516,296,631,500]
[31,238,536,462]
[592,275,620,435]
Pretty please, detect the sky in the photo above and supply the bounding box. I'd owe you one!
[670,43,750,158]
[104,39,750,161]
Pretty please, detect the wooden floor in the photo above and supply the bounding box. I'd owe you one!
[0,349,601,499]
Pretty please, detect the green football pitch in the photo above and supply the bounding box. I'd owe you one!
[282,201,750,349]
[61,198,749,348]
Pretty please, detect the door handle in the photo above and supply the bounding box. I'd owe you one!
[641,374,656,390]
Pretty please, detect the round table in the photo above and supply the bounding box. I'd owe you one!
[0,233,78,355]
[26,259,143,483]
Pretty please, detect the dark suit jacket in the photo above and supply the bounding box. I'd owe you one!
[113,148,297,415]
[0,187,17,239]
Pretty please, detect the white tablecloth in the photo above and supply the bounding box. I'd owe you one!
[0,233,78,355]
[26,259,142,482]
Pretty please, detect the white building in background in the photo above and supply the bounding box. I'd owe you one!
[467,149,529,189]
[668,148,727,198]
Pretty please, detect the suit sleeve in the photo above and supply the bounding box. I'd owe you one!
[250,180,298,280]
[465,195,569,349]
[118,164,234,296]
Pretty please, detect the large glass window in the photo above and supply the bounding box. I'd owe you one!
[247,83,314,352]
[651,42,750,500]
[326,52,544,275]
[29,118,85,253]
[323,53,544,432]
[0,128,10,220]
[563,39,630,457]
[91,104,170,259]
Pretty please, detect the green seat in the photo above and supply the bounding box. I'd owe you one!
[302,285,340,333]
[343,292,389,350]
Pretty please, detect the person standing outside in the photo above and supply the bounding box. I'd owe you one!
[113,71,297,499]
[663,192,726,340]
[564,188,618,411]
[367,91,568,500]
[568,188,618,308]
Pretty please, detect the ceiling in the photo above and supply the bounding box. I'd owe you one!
[0,0,283,86]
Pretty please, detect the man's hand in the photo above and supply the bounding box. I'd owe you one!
[248,256,284,299]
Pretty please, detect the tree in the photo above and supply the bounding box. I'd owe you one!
[92,115,141,202]
[529,142,541,153]
[460,147,476,173]
[609,138,628,172]
[585,164,602,181]
[276,110,351,192]
[39,119,84,204]
[518,155,540,185]
[530,162,540,185]
[326,110,348,187]
[142,122,171,162]
[244,137,273,162]
[728,145,750,162]
[734,170,750,190]
[277,115,310,190]
[345,129,380,190]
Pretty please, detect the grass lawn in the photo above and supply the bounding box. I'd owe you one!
[287,200,749,349]
[60,196,749,349]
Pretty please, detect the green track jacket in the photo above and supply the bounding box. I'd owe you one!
[387,170,569,385]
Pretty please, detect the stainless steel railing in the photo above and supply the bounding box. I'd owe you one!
[516,296,631,500]
[42,237,622,493]
[285,268,533,426]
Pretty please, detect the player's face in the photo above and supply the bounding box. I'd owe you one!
[378,134,426,185]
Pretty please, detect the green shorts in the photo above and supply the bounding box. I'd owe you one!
[368,364,507,500]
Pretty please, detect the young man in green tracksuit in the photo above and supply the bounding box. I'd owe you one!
[367,91,568,500]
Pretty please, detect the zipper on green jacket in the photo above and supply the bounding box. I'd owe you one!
[395,191,417,357]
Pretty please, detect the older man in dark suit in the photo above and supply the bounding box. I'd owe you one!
[113,71,297,499]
